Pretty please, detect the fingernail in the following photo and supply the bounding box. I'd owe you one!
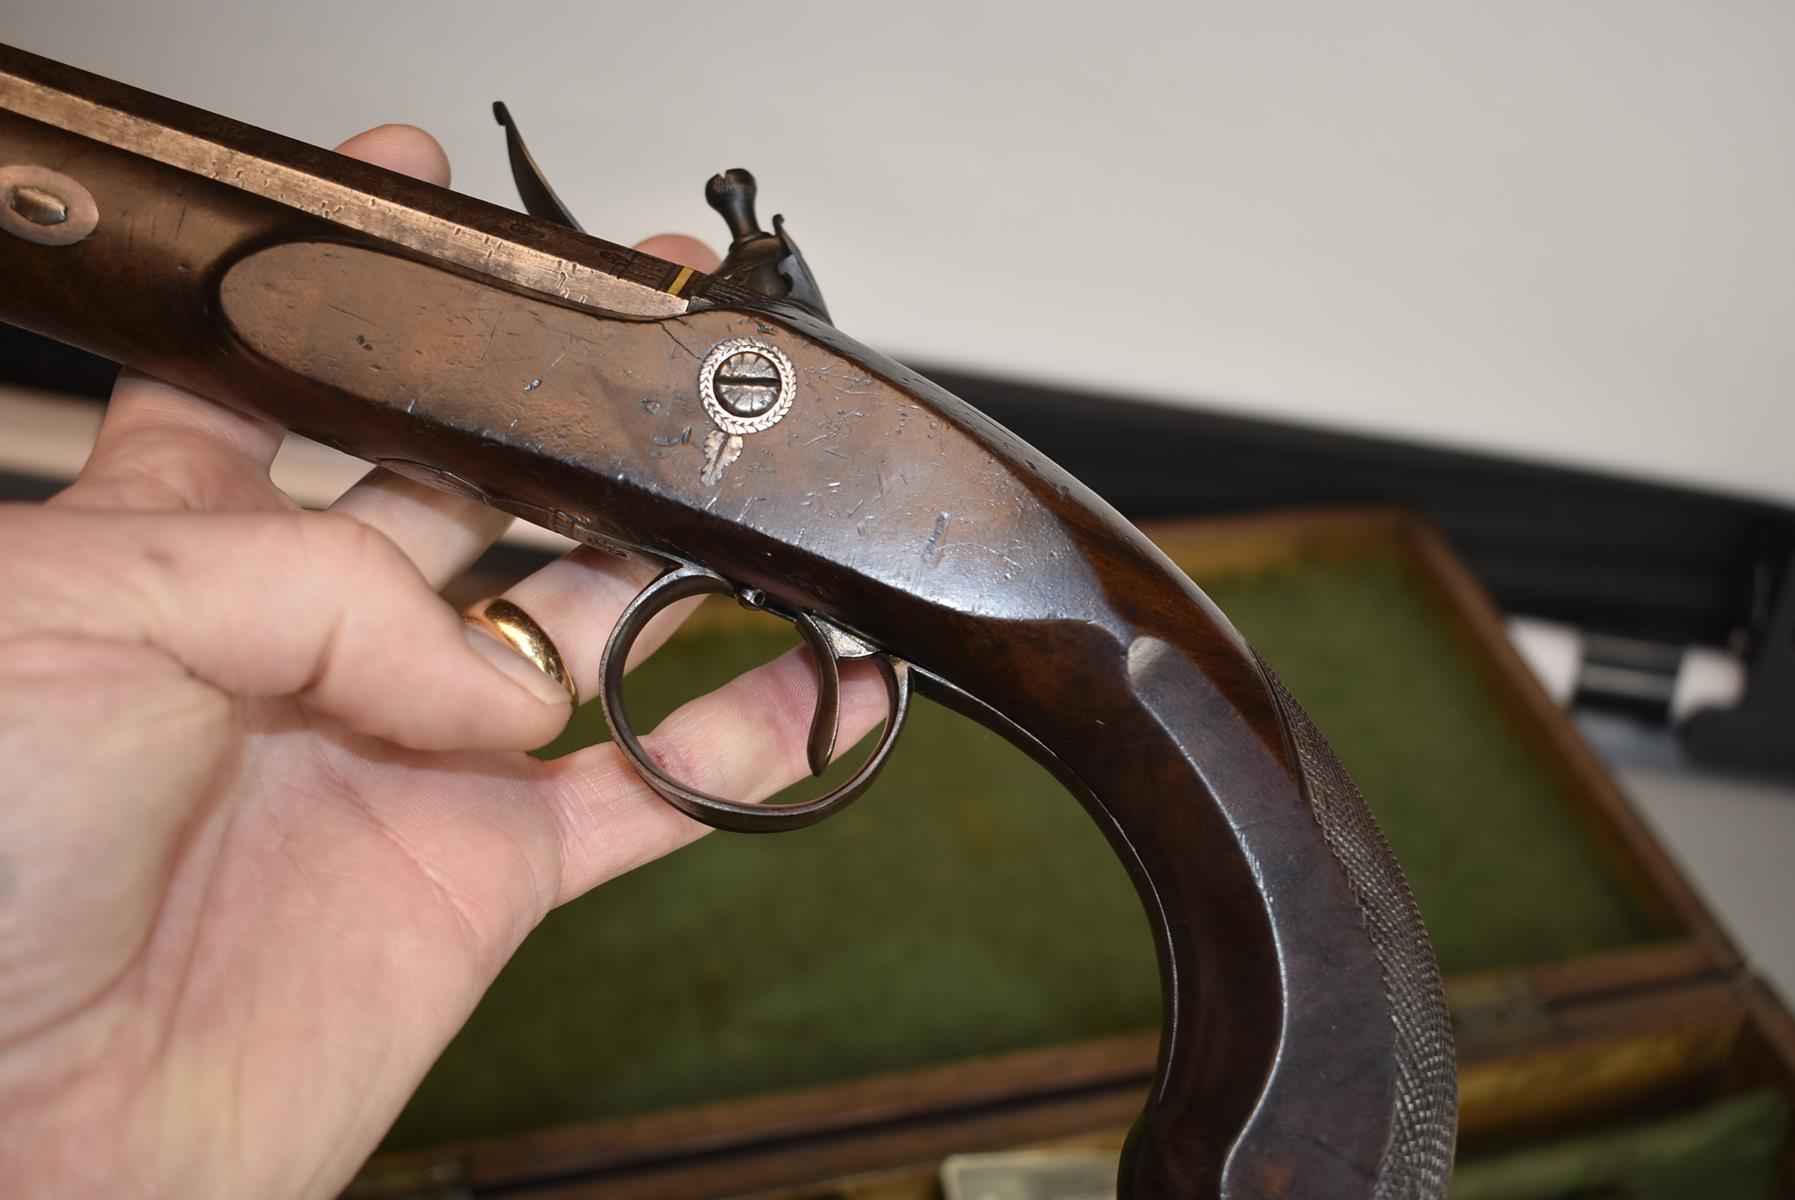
[464,624,572,706]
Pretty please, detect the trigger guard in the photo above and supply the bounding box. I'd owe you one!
[597,564,912,833]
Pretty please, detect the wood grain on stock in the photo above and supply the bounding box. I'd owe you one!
[0,43,1454,1196]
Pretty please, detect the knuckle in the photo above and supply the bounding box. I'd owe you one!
[75,463,195,510]
[303,510,409,581]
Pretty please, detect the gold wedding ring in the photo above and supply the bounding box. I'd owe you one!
[462,597,578,706]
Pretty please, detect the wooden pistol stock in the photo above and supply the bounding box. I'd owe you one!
[0,43,1456,1198]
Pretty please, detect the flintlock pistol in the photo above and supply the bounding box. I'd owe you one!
[0,43,1455,1198]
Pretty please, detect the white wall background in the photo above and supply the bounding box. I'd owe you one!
[8,2,1793,504]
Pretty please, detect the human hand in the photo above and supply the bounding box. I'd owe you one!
[0,124,883,1198]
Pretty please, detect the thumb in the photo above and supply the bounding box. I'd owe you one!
[2,507,572,751]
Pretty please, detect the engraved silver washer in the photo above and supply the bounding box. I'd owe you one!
[699,337,797,436]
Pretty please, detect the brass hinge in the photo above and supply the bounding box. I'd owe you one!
[1447,972,1553,1047]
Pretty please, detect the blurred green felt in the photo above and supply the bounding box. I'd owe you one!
[385,547,1660,1150]
[1450,1088,1788,1200]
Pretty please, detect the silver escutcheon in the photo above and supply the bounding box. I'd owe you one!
[0,165,99,247]
[699,337,797,436]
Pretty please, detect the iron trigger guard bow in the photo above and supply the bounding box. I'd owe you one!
[599,558,913,833]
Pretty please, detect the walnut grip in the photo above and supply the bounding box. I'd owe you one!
[911,552,1458,1198]
[1255,659,1458,1197]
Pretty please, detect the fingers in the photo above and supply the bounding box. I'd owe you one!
[3,508,572,752]
[56,371,290,513]
[634,234,722,273]
[326,470,517,588]
[54,125,453,518]
[333,123,451,186]
[307,620,886,1035]
[536,645,889,906]
[39,106,728,747]
[473,547,699,703]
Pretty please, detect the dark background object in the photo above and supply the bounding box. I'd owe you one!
[921,364,1795,652]
[1681,553,1795,774]
[1,320,118,401]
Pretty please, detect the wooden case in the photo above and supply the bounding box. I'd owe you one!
[349,508,1795,1199]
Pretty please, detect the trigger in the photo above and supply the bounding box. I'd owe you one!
[794,613,842,777]
[793,613,884,778]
